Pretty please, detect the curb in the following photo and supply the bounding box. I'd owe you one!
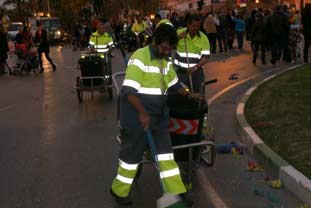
[235,64,311,206]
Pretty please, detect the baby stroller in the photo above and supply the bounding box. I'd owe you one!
[13,43,40,76]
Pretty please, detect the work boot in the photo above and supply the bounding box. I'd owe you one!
[110,189,132,205]
[180,193,194,207]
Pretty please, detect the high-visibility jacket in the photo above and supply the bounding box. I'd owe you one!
[123,45,178,96]
[174,28,210,71]
[120,45,181,127]
[131,21,148,34]
[89,31,113,53]
[156,19,174,28]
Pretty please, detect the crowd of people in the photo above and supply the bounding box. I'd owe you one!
[1,4,311,75]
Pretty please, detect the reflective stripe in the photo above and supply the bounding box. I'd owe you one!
[108,41,114,46]
[128,59,169,74]
[123,79,141,90]
[201,50,210,55]
[97,48,109,53]
[168,77,178,88]
[119,160,139,170]
[157,153,174,161]
[138,87,162,95]
[89,41,95,45]
[177,52,201,59]
[174,59,196,68]
[116,174,134,184]
[160,168,180,179]
[96,44,108,48]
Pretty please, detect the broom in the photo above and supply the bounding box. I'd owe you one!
[145,130,188,208]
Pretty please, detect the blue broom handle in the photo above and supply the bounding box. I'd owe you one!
[145,129,166,192]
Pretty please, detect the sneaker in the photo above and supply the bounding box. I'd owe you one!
[110,189,132,205]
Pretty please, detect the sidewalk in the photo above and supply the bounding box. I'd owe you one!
[195,46,304,207]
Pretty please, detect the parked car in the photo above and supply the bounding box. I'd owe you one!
[7,22,23,39]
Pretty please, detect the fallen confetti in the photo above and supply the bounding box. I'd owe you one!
[271,179,282,189]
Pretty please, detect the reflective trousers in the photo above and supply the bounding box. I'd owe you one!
[111,116,186,197]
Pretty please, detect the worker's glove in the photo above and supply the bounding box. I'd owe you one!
[186,66,198,74]
[139,111,150,131]
[187,92,204,102]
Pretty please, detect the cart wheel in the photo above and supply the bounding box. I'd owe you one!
[77,89,83,102]
[76,76,83,102]
[108,87,113,100]
[13,69,22,77]
[134,163,142,182]
[201,143,216,167]
[33,67,40,75]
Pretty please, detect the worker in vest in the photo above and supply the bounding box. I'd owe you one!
[89,22,113,53]
[156,19,174,29]
[174,14,210,93]
[131,14,148,35]
[110,23,196,206]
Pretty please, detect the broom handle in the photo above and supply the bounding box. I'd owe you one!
[145,130,166,193]
[184,37,194,93]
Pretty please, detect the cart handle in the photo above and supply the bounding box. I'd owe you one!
[112,72,126,96]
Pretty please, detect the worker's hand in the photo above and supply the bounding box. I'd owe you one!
[178,31,188,39]
[188,92,204,102]
[139,111,150,131]
[187,66,197,74]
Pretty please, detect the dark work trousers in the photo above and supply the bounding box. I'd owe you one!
[227,29,235,49]
[177,68,204,93]
[282,34,291,63]
[217,33,228,52]
[38,51,55,70]
[270,35,290,64]
[303,32,311,62]
[236,31,244,49]
[207,33,217,53]
[119,117,172,164]
[252,41,266,64]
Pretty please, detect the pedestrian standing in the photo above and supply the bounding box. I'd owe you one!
[232,14,246,50]
[216,12,228,53]
[266,5,291,65]
[226,10,235,49]
[0,25,10,75]
[35,22,56,73]
[110,23,193,206]
[246,10,257,41]
[203,13,218,53]
[251,12,266,65]
[175,14,210,93]
[302,4,311,63]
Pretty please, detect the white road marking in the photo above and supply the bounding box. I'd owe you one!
[0,105,14,112]
[198,168,230,208]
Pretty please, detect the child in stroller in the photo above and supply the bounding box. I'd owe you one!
[13,43,39,76]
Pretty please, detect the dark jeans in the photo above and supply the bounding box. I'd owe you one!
[38,51,55,70]
[217,33,227,52]
[236,31,244,49]
[207,33,217,53]
[252,41,266,64]
[303,33,310,62]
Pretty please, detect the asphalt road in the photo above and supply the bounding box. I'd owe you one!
[0,45,302,208]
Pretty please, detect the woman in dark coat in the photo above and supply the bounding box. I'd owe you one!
[35,23,56,73]
[0,25,10,75]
